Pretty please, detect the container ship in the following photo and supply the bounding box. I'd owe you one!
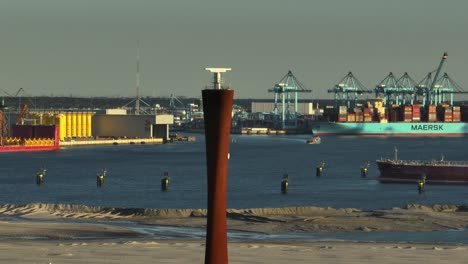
[311,53,468,137]
[312,102,468,136]
[377,148,468,184]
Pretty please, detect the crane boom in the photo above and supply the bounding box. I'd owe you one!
[430,52,448,91]
[15,104,28,125]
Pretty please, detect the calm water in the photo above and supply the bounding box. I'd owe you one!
[0,134,467,210]
[1,134,468,244]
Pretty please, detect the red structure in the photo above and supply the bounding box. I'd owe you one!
[203,88,234,264]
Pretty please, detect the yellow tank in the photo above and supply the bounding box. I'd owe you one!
[59,114,66,141]
[81,112,88,138]
[71,112,77,138]
[66,112,72,139]
[86,112,93,137]
[76,112,82,138]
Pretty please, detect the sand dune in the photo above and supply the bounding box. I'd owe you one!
[1,203,468,233]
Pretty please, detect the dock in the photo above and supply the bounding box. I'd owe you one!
[59,138,164,146]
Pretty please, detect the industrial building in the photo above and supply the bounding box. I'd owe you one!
[16,110,173,142]
[251,102,321,115]
[92,113,173,140]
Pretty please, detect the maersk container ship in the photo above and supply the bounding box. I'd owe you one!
[311,101,468,137]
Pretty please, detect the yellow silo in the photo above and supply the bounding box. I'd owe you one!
[59,114,66,141]
[66,112,72,139]
[76,112,82,138]
[71,112,77,138]
[86,112,93,137]
[81,112,87,138]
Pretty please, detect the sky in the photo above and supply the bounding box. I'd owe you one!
[0,0,467,100]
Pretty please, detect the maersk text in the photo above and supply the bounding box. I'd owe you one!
[411,124,443,131]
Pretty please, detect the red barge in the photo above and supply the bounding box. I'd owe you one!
[0,125,60,153]
[377,148,468,184]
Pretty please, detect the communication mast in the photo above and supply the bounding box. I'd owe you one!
[123,40,151,114]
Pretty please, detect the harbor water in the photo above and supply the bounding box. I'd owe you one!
[0,134,467,243]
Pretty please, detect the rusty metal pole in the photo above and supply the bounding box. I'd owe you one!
[203,88,233,264]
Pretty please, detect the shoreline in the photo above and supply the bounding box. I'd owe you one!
[1,203,468,263]
[1,203,468,233]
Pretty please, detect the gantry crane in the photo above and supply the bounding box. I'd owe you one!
[328,72,372,108]
[375,72,401,105]
[268,70,311,129]
[431,73,468,105]
[415,72,432,106]
[396,72,418,105]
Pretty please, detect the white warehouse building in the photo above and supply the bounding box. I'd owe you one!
[251,102,320,115]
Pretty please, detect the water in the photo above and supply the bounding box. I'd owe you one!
[0,134,467,243]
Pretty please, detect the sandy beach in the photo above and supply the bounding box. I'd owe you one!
[1,203,468,263]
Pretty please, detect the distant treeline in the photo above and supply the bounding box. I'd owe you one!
[1,96,333,112]
[1,96,467,113]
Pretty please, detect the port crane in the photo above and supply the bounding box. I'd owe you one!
[428,52,448,105]
[375,72,401,105]
[415,72,432,106]
[268,70,311,129]
[375,72,419,106]
[396,72,418,105]
[431,73,468,105]
[328,72,372,108]
[415,53,468,106]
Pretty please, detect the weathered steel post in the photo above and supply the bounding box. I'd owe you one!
[203,68,233,264]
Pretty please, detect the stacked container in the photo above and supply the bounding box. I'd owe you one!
[402,105,412,122]
[363,107,373,122]
[338,106,347,122]
[444,106,453,122]
[355,109,364,122]
[388,105,399,122]
[428,105,437,122]
[412,104,420,122]
[453,106,461,122]
[347,112,356,122]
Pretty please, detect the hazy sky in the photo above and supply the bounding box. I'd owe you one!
[1,0,467,99]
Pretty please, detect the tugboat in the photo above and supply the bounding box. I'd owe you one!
[306,136,321,144]
[377,147,468,184]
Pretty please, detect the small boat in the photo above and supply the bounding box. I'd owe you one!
[306,136,321,144]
